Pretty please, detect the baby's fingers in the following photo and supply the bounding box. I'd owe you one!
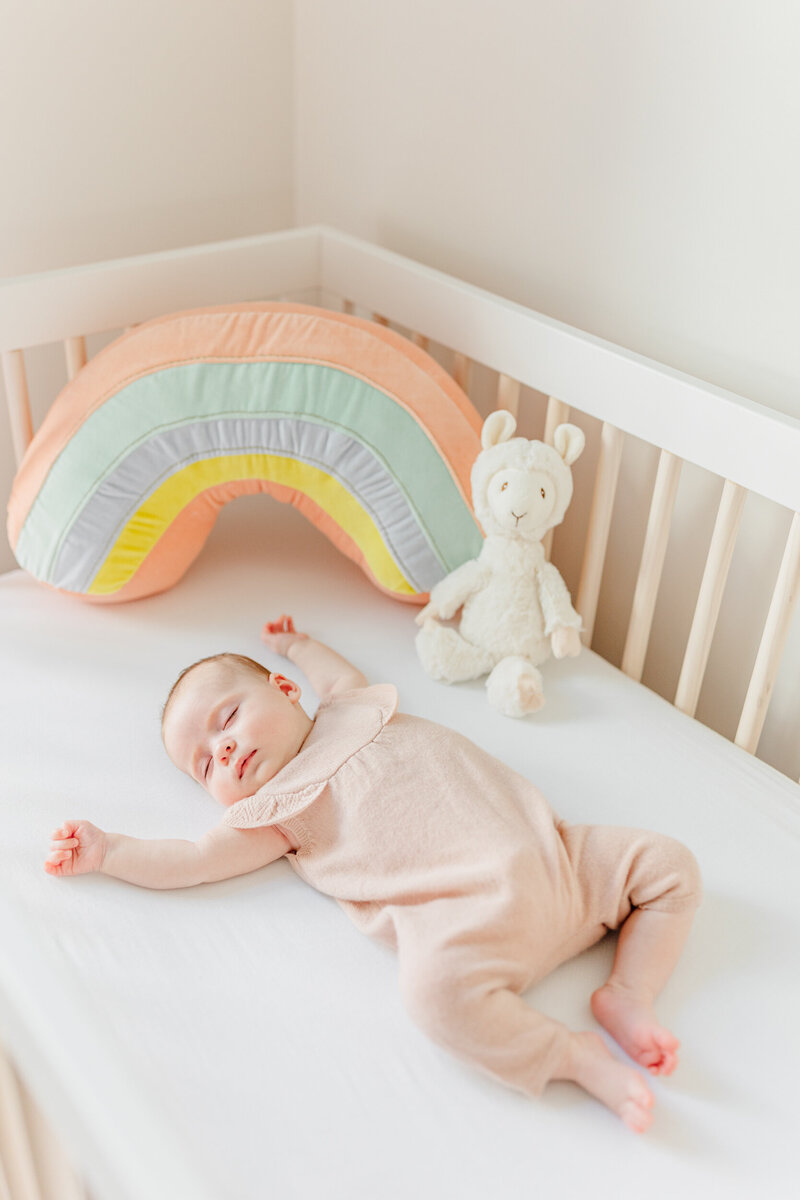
[47,850,73,864]
[51,822,79,840]
[50,837,79,850]
[264,614,295,635]
[44,850,73,874]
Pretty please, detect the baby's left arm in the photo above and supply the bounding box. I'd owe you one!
[261,615,368,699]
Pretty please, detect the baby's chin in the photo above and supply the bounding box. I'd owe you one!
[219,778,267,807]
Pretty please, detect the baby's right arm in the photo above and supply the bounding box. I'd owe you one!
[262,614,368,699]
[45,819,289,889]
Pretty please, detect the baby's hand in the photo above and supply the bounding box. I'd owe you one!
[261,614,309,656]
[45,820,107,877]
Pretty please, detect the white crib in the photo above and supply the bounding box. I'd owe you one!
[1,227,798,1200]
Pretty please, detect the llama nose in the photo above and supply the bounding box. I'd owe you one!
[511,510,526,525]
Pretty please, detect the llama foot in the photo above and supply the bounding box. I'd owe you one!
[486,656,544,717]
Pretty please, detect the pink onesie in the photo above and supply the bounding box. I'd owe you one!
[222,685,701,1098]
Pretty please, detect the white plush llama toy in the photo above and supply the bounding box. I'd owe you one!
[415,409,585,717]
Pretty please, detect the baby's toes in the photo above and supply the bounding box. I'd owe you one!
[648,1029,680,1075]
[620,1097,654,1134]
[632,1026,677,1073]
[621,1077,655,1132]
[646,1047,678,1076]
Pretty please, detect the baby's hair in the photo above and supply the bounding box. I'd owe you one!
[160,653,271,734]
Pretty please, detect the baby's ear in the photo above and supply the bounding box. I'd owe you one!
[271,673,302,701]
[553,423,585,466]
[481,409,517,449]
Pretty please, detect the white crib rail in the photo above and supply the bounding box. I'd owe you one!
[321,229,800,513]
[2,226,799,775]
[324,231,800,773]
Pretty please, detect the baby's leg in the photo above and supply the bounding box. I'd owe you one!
[552,1032,656,1133]
[396,912,655,1132]
[399,945,570,1097]
[591,905,698,1076]
[562,824,701,1076]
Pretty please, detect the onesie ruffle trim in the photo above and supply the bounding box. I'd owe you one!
[222,684,398,832]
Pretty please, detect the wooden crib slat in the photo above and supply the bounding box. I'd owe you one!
[410,331,430,351]
[621,450,683,681]
[452,352,472,394]
[576,422,625,646]
[372,312,389,326]
[22,1095,87,1200]
[543,398,571,560]
[342,299,355,315]
[675,480,748,716]
[0,1047,43,1200]
[543,396,570,443]
[64,336,87,381]
[735,510,800,755]
[495,373,521,418]
[0,1151,11,1200]
[1,349,34,467]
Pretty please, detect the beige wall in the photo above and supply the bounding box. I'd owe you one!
[0,1,294,278]
[295,0,799,418]
[0,0,294,567]
[294,0,800,777]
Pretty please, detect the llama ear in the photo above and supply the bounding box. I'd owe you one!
[553,423,585,466]
[481,409,517,449]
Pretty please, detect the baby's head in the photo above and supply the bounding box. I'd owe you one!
[161,652,313,807]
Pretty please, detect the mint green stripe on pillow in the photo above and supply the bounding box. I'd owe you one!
[16,362,481,583]
[49,419,447,594]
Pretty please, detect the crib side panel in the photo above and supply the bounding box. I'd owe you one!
[2,226,798,780]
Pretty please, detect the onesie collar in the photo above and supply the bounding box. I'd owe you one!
[222,683,398,830]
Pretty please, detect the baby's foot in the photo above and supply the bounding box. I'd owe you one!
[567,1031,655,1133]
[591,983,680,1076]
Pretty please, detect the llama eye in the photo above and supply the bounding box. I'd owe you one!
[500,482,508,491]
[540,487,546,499]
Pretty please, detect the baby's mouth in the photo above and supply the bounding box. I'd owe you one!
[238,750,256,780]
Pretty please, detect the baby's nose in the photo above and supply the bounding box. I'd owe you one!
[216,739,236,766]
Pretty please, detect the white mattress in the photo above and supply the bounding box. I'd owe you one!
[2,496,799,1200]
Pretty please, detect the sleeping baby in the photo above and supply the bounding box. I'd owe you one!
[46,615,701,1133]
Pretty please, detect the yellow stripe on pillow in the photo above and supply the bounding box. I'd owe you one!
[88,454,413,597]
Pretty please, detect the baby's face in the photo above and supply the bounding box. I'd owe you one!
[163,661,313,807]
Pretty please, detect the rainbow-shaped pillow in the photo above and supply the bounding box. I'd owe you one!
[7,304,484,604]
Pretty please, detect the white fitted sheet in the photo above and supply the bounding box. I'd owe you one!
[2,495,799,1200]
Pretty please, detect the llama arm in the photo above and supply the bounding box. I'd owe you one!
[416,559,487,623]
[537,561,582,636]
